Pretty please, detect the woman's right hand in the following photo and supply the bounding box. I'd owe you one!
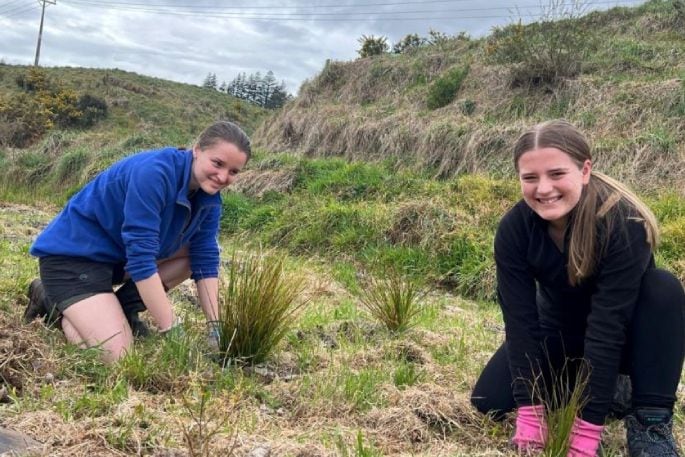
[512,405,548,454]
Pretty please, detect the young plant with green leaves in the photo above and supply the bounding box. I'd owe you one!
[356,268,424,332]
[216,251,306,364]
[535,357,591,456]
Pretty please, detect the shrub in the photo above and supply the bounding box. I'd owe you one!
[357,35,389,58]
[2,69,106,147]
[356,268,424,332]
[216,251,306,364]
[76,94,108,127]
[0,93,52,147]
[460,99,476,116]
[15,67,52,92]
[427,29,450,46]
[670,0,685,30]
[392,33,426,54]
[426,66,469,110]
[315,59,346,90]
[485,0,593,86]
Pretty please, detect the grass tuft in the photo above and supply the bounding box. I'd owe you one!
[356,268,424,333]
[216,250,306,364]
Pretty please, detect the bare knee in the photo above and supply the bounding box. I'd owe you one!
[61,293,134,362]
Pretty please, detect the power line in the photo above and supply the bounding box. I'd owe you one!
[0,3,39,18]
[62,0,642,12]
[59,0,642,9]
[0,0,33,15]
[0,0,28,11]
[58,0,644,21]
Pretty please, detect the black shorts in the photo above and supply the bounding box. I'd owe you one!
[39,255,127,313]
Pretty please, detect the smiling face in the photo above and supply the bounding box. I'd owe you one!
[517,147,592,230]
[189,140,248,195]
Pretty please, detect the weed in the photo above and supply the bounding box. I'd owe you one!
[216,250,306,364]
[181,385,239,457]
[335,430,383,457]
[393,361,424,389]
[342,367,386,411]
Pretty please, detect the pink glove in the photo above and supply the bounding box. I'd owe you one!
[567,417,604,457]
[512,405,547,452]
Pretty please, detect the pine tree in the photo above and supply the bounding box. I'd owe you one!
[202,72,217,89]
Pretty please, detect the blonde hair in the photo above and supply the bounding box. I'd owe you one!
[513,119,658,285]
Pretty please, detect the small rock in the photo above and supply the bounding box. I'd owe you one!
[248,444,271,457]
[0,428,41,454]
[259,404,273,415]
[44,373,54,384]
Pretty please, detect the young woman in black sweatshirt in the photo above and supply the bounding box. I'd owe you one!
[471,120,684,457]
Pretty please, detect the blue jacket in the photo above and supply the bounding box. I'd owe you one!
[31,147,221,282]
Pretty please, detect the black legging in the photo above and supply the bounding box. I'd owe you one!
[471,268,685,424]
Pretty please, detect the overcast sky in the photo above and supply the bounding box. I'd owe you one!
[1,0,644,94]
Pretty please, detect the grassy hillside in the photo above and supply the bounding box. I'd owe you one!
[256,0,685,188]
[0,64,267,201]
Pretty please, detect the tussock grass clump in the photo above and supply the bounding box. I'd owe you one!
[216,251,306,364]
[356,269,424,333]
[536,359,591,457]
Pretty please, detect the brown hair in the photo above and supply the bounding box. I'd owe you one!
[195,121,252,159]
[513,119,658,285]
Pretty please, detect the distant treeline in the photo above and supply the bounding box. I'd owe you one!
[203,70,291,109]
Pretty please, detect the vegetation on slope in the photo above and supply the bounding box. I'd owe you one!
[0,65,267,201]
[256,0,685,187]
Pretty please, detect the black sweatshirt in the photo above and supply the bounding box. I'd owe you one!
[495,200,654,424]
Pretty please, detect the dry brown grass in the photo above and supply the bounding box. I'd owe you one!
[232,169,297,198]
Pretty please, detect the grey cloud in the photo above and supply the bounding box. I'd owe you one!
[1,0,645,94]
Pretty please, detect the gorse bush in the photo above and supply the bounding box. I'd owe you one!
[426,66,469,110]
[76,94,108,127]
[486,0,593,86]
[216,251,306,364]
[356,268,424,332]
[0,68,108,147]
[0,93,52,147]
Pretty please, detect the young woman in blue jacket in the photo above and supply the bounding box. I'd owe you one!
[471,120,684,456]
[26,121,250,362]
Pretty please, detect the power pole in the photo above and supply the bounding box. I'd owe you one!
[34,0,56,66]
